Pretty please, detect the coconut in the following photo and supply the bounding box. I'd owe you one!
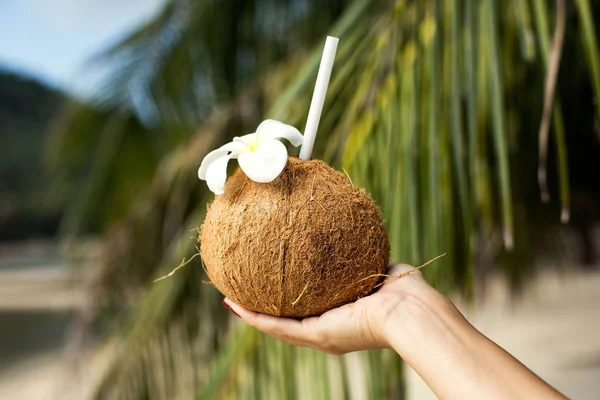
[200,157,390,318]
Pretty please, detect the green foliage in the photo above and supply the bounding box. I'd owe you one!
[575,0,600,135]
[48,0,600,398]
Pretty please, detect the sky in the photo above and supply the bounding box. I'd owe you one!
[0,0,166,98]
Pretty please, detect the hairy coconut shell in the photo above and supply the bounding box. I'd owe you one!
[200,157,389,318]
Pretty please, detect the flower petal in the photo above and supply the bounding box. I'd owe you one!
[256,119,303,147]
[238,139,288,183]
[234,133,259,147]
[205,154,232,195]
[198,141,247,180]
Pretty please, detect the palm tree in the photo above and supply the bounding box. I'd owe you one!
[49,0,600,398]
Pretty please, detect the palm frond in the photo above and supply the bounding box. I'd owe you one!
[574,0,600,134]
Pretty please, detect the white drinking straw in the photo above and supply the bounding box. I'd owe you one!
[299,36,339,160]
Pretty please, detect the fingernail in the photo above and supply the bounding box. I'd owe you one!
[222,300,240,318]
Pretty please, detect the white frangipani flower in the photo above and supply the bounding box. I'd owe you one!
[198,119,303,195]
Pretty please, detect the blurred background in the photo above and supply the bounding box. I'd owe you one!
[0,0,599,399]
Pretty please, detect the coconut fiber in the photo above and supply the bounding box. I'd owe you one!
[200,157,390,318]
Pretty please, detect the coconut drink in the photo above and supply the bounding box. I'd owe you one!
[198,37,390,318]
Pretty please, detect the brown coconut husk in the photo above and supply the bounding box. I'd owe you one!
[200,157,390,318]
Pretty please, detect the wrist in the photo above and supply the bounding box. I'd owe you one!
[379,286,475,356]
[374,278,568,400]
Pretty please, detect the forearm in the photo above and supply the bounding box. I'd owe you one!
[383,289,566,400]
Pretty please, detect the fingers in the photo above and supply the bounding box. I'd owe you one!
[223,298,319,347]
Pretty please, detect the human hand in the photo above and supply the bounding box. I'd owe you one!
[224,264,570,400]
[222,264,444,355]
